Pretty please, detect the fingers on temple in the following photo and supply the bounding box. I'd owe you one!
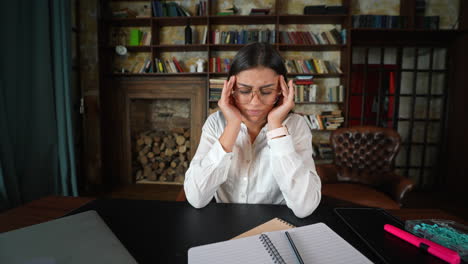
[288,79,294,101]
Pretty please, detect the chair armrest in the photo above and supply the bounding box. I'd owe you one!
[381,173,414,206]
[315,164,339,184]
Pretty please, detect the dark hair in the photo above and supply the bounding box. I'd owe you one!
[227,42,288,82]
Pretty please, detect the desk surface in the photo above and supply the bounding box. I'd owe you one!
[0,196,465,264]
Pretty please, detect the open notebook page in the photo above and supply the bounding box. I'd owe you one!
[265,223,373,264]
[189,234,273,264]
[188,222,372,264]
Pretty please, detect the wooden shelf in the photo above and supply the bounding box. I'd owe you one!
[287,73,343,78]
[209,44,247,51]
[107,17,152,26]
[278,44,345,51]
[209,15,277,25]
[110,72,208,77]
[136,180,183,186]
[154,44,208,51]
[279,14,347,24]
[295,101,344,104]
[154,16,208,26]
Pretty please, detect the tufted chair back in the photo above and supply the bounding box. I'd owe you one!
[330,126,401,186]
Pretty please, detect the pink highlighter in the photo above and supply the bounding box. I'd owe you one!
[384,224,461,264]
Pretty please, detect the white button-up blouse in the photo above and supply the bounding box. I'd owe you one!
[184,111,322,218]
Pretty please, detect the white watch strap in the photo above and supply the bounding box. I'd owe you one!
[267,126,289,140]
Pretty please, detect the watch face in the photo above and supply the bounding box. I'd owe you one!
[115,45,127,55]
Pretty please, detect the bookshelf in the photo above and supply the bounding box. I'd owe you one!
[96,0,466,188]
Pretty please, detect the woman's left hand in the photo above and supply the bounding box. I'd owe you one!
[267,75,295,129]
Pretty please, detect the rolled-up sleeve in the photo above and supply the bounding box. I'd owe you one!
[184,114,234,208]
[268,116,322,218]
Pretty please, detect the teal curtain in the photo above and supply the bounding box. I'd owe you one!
[0,0,78,211]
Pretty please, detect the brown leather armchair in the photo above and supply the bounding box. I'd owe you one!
[316,126,414,209]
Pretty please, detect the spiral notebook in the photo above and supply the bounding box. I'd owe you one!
[231,217,295,240]
[188,222,372,264]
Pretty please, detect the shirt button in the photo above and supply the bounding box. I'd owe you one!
[243,177,247,181]
[246,159,250,163]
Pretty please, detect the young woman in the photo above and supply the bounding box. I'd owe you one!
[184,42,321,218]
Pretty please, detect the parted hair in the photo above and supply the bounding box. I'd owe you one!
[227,42,288,83]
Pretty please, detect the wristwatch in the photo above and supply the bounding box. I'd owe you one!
[267,125,289,140]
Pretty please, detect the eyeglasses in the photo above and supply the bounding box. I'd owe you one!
[232,88,280,105]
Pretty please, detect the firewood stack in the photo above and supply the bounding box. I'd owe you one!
[133,128,190,183]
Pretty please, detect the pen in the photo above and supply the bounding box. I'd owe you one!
[384,224,460,264]
[285,231,304,264]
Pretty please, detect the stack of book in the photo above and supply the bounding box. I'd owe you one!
[209,79,224,100]
[279,28,343,45]
[152,1,191,17]
[302,110,344,130]
[415,16,440,30]
[326,85,344,102]
[285,59,342,74]
[352,15,407,29]
[249,8,270,15]
[209,57,232,73]
[131,58,153,73]
[317,141,334,160]
[211,29,275,44]
[153,57,185,73]
[320,110,344,130]
[217,5,237,16]
[293,76,317,102]
[304,5,347,15]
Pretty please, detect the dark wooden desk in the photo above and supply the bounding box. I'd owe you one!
[0,196,464,264]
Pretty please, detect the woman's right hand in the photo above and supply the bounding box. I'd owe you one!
[218,76,242,125]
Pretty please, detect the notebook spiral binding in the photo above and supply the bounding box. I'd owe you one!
[259,234,286,264]
[275,217,295,228]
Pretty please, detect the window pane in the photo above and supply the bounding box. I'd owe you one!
[429,98,443,119]
[427,122,441,143]
[414,97,428,119]
[400,72,414,94]
[410,146,423,167]
[397,121,410,143]
[431,73,445,95]
[415,72,429,94]
[411,121,426,143]
[398,97,411,119]
[402,48,415,69]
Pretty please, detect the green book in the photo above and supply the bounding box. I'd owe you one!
[129,29,141,46]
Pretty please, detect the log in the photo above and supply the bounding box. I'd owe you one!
[147,152,154,159]
[176,136,186,146]
[184,131,190,138]
[144,136,152,145]
[174,175,185,183]
[171,127,185,134]
[178,145,187,153]
[171,161,177,168]
[148,171,157,181]
[143,166,152,178]
[136,170,143,180]
[139,155,148,165]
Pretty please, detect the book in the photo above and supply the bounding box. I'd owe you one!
[188,222,372,263]
[232,218,295,240]
[129,29,141,46]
